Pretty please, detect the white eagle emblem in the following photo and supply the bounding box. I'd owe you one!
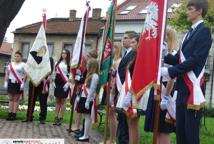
[143,2,159,40]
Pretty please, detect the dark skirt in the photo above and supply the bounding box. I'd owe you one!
[54,74,69,99]
[76,97,93,114]
[144,87,175,133]
[7,79,22,95]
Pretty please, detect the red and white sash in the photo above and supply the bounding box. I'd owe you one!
[82,85,98,124]
[9,63,24,99]
[55,63,72,99]
[180,49,206,110]
[116,69,131,109]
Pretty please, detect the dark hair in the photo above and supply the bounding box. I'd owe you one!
[58,49,70,73]
[124,31,137,39]
[187,0,208,17]
[15,51,22,57]
[132,34,140,43]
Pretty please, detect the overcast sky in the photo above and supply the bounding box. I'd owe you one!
[6,0,124,43]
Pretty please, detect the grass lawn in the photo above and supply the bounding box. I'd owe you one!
[0,107,214,144]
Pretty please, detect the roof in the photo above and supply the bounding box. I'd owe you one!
[0,42,12,56]
[14,18,104,35]
[116,0,179,21]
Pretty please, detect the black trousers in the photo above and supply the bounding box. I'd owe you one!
[117,113,129,144]
[26,82,48,121]
[176,101,202,144]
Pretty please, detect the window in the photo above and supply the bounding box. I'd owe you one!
[84,44,92,56]
[119,5,136,15]
[125,5,136,11]
[139,9,147,14]
[64,44,73,55]
[47,43,54,57]
[21,42,30,60]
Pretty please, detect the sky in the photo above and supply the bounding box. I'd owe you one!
[6,0,125,43]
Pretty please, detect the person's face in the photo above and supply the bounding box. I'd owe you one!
[122,34,131,49]
[130,38,138,52]
[15,54,22,62]
[61,50,67,60]
[186,6,202,23]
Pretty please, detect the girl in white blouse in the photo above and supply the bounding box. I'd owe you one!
[4,51,26,120]
[76,58,99,142]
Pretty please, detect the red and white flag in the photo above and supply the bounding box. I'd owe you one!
[71,4,91,75]
[131,0,167,107]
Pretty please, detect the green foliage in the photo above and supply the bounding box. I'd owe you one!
[169,0,214,32]
[204,107,214,117]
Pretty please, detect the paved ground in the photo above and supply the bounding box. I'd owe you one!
[0,119,103,144]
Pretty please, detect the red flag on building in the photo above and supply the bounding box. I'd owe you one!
[131,0,167,102]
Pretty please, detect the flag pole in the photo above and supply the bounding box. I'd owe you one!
[67,1,90,134]
[103,0,117,143]
[28,9,47,121]
[153,0,168,143]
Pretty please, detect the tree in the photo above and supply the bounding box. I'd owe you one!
[169,0,214,32]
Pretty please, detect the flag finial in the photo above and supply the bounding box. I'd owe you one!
[86,1,90,6]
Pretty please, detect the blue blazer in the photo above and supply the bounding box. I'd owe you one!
[164,23,212,103]
[118,50,134,84]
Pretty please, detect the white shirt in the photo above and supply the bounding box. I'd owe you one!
[191,20,203,30]
[55,61,69,76]
[8,62,25,81]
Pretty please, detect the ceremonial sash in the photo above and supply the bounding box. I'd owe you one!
[82,85,98,124]
[180,49,206,110]
[9,63,24,99]
[56,63,72,99]
[116,72,122,94]
[116,69,131,109]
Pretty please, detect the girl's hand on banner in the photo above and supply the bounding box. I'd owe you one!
[85,100,90,110]
[123,92,132,108]
[160,96,169,110]
[20,82,25,90]
[63,82,70,91]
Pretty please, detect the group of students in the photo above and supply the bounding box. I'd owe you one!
[2,0,212,144]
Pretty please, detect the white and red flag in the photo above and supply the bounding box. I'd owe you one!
[131,0,167,107]
[71,3,91,75]
[24,12,51,86]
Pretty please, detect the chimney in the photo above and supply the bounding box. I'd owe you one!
[69,10,76,21]
[92,8,101,19]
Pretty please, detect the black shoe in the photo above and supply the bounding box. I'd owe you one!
[74,133,83,139]
[39,120,45,124]
[76,137,89,142]
[6,113,13,121]
[11,113,16,120]
[53,117,59,125]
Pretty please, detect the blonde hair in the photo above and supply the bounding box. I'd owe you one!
[86,58,99,87]
[166,27,177,53]
[113,42,122,61]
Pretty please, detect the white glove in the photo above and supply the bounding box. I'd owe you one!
[85,101,90,110]
[123,92,132,108]
[160,96,169,110]
[20,82,25,91]
[75,69,82,81]
[75,95,80,102]
[63,82,70,92]
[161,67,171,80]
[75,75,81,81]
[4,81,8,89]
